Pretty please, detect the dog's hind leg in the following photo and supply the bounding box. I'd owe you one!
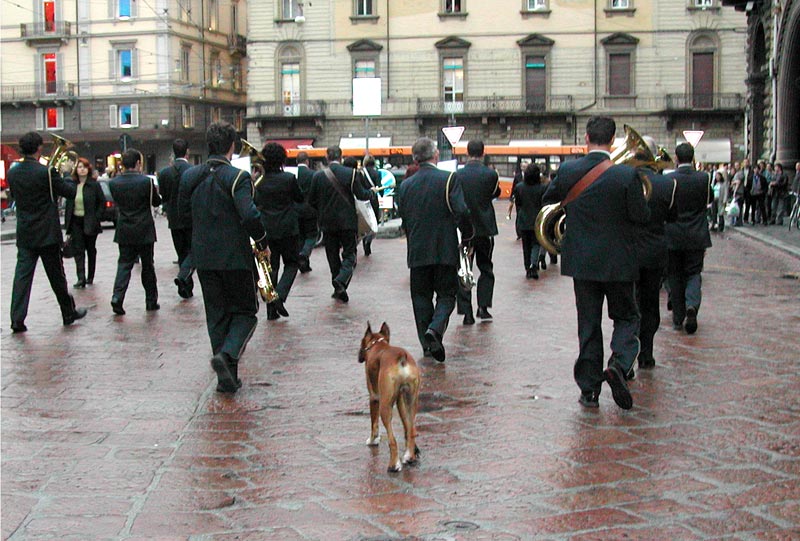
[398,387,419,465]
[380,397,401,472]
[366,396,381,446]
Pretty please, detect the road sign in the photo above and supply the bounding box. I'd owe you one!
[442,126,465,147]
[682,130,704,147]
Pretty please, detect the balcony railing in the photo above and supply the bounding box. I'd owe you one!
[416,95,574,115]
[1,82,76,102]
[227,34,247,57]
[249,100,326,118]
[20,21,71,42]
[666,93,744,111]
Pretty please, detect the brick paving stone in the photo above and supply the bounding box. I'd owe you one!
[3,205,800,540]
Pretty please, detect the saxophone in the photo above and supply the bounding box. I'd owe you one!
[250,239,280,303]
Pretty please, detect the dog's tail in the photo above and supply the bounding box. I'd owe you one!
[398,352,408,367]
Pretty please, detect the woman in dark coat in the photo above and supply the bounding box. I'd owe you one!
[64,157,105,287]
[510,163,547,279]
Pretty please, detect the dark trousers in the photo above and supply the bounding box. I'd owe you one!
[667,248,705,325]
[456,235,495,314]
[519,230,540,270]
[268,235,300,301]
[171,227,192,266]
[323,229,357,288]
[743,193,754,223]
[69,217,98,282]
[298,215,318,259]
[573,279,640,395]
[410,264,458,349]
[197,269,259,360]
[112,243,157,306]
[636,266,665,360]
[10,243,76,324]
[751,194,767,224]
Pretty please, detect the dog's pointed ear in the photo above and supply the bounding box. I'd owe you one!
[379,321,390,339]
[365,321,372,337]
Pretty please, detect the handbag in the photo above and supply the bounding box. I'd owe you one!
[61,234,76,259]
[323,167,378,239]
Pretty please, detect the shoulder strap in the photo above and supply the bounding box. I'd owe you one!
[445,172,455,215]
[323,167,351,204]
[48,168,55,203]
[562,159,612,207]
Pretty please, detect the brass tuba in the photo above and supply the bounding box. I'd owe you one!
[250,239,280,303]
[534,125,671,255]
[41,134,79,175]
[239,138,265,186]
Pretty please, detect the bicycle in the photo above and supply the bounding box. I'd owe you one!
[788,191,800,231]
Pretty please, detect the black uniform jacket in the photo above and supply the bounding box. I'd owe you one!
[456,160,501,237]
[543,151,650,282]
[157,158,192,229]
[636,169,677,269]
[511,182,547,231]
[665,165,713,251]
[8,157,76,249]
[178,156,265,271]
[64,180,106,236]
[397,162,471,268]
[295,164,317,221]
[308,162,372,232]
[109,172,161,245]
[254,171,304,239]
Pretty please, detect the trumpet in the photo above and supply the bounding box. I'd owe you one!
[239,138,265,186]
[41,134,79,175]
[250,239,279,303]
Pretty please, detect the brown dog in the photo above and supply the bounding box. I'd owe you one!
[358,322,421,472]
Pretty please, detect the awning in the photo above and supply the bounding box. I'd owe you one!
[339,137,392,149]
[265,138,315,150]
[675,138,731,164]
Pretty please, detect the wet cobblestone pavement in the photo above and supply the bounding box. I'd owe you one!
[2,204,800,540]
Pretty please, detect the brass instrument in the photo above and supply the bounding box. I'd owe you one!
[535,125,671,255]
[239,138,265,186]
[250,239,280,303]
[456,229,475,290]
[41,134,79,175]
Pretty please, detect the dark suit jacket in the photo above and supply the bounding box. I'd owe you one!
[179,156,265,271]
[397,162,470,268]
[8,157,76,248]
[295,164,317,222]
[109,172,161,245]
[456,160,501,237]
[157,158,191,229]
[254,170,304,239]
[542,151,650,282]
[308,162,372,232]
[636,169,677,269]
[665,165,713,251]
[511,182,547,231]
[64,180,106,236]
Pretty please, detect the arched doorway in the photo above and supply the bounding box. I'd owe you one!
[776,2,800,166]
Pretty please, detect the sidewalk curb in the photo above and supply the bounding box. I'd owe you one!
[731,226,800,259]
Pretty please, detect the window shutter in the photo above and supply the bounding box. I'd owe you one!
[131,104,139,127]
[109,105,118,127]
[34,54,41,91]
[57,53,64,91]
[108,0,115,18]
[109,50,116,80]
[608,53,631,95]
[131,49,139,78]
[131,0,138,17]
[57,107,64,129]
[36,109,44,130]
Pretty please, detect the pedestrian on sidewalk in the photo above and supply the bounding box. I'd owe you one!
[295,151,317,274]
[769,163,790,225]
[64,157,105,288]
[8,131,88,332]
[178,122,268,393]
[108,149,162,315]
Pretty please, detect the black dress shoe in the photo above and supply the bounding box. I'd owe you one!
[73,280,86,289]
[266,304,280,320]
[604,365,633,410]
[63,307,88,326]
[274,299,289,317]
[332,280,349,303]
[423,329,445,362]
[538,256,547,270]
[211,353,238,393]
[463,312,475,325]
[526,268,539,280]
[11,322,27,333]
[476,307,493,319]
[146,302,160,311]
[684,307,698,334]
[111,300,125,315]
[174,278,192,299]
[638,354,656,369]
[579,391,600,408]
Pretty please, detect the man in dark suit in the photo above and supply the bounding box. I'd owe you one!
[178,122,268,393]
[665,143,713,335]
[8,131,88,332]
[398,137,471,362]
[254,142,304,320]
[732,159,753,226]
[157,138,195,298]
[295,151,317,273]
[542,116,650,409]
[456,140,501,324]
[109,149,162,315]
[634,140,677,373]
[308,145,372,303]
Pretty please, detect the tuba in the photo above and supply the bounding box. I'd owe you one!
[250,239,280,303]
[534,125,671,255]
[239,138,265,186]
[41,134,79,175]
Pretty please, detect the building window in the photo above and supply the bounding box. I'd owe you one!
[688,32,718,109]
[109,104,139,128]
[282,62,301,115]
[527,0,548,10]
[355,0,373,16]
[43,0,56,31]
[207,0,218,31]
[232,61,243,91]
[179,0,191,22]
[231,1,239,34]
[443,57,464,113]
[119,49,132,79]
[525,55,547,111]
[443,0,463,13]
[180,47,191,82]
[211,106,221,123]
[281,0,301,19]
[611,0,629,7]
[210,52,222,87]
[36,107,63,130]
[118,0,131,18]
[354,59,376,78]
[608,52,632,95]
[234,109,245,131]
[182,104,194,128]
[695,0,713,6]
[43,52,57,94]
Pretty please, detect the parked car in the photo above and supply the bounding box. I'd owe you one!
[97,180,117,227]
